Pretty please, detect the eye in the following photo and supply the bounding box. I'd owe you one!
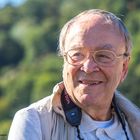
[95,51,114,63]
[68,50,85,62]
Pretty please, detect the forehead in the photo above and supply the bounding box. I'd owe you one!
[64,14,125,52]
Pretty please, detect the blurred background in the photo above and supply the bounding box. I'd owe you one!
[0,0,140,139]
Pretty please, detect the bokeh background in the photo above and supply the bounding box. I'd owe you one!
[0,0,140,139]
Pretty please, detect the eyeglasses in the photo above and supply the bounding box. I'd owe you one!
[63,48,128,67]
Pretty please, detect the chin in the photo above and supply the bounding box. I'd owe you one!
[80,92,104,104]
[77,94,93,105]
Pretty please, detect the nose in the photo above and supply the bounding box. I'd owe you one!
[80,56,100,73]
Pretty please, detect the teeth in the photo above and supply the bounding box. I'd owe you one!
[93,82,99,84]
[80,81,101,85]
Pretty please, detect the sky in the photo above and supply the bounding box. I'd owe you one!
[0,0,26,8]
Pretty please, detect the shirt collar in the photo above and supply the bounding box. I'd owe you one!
[80,111,128,139]
[80,111,114,133]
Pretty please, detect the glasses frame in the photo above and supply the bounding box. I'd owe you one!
[63,48,129,67]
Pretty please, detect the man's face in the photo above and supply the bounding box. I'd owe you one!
[62,14,129,108]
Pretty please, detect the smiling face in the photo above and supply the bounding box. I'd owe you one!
[62,14,129,110]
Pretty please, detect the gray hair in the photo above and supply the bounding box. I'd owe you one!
[58,9,132,56]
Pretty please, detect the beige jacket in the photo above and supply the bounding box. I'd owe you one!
[8,82,140,140]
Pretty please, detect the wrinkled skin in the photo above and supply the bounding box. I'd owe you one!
[63,14,129,120]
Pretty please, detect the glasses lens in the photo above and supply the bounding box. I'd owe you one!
[94,51,115,65]
[67,49,86,65]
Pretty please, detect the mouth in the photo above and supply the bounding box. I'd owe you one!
[79,80,103,86]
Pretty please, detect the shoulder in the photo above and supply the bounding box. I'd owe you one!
[8,96,53,140]
[115,91,140,119]
[8,105,43,140]
[14,95,53,121]
[12,95,53,128]
[115,91,140,112]
[115,91,140,140]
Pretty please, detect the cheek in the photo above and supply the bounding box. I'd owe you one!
[63,64,80,87]
[107,64,124,87]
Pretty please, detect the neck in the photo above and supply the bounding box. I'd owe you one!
[82,104,113,121]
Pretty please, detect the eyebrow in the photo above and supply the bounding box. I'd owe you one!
[98,44,114,50]
[68,44,115,52]
[72,44,113,48]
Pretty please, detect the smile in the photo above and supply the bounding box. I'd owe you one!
[79,80,103,86]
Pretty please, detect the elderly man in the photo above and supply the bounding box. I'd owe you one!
[8,9,140,140]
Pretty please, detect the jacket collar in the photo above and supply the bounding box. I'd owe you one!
[51,82,66,121]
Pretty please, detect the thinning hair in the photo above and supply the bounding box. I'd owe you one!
[58,9,132,56]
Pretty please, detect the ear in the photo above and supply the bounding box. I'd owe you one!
[120,56,130,83]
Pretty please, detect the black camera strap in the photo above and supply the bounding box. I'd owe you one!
[61,90,84,140]
[61,90,82,126]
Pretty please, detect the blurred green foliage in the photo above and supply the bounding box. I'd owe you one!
[0,0,140,138]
